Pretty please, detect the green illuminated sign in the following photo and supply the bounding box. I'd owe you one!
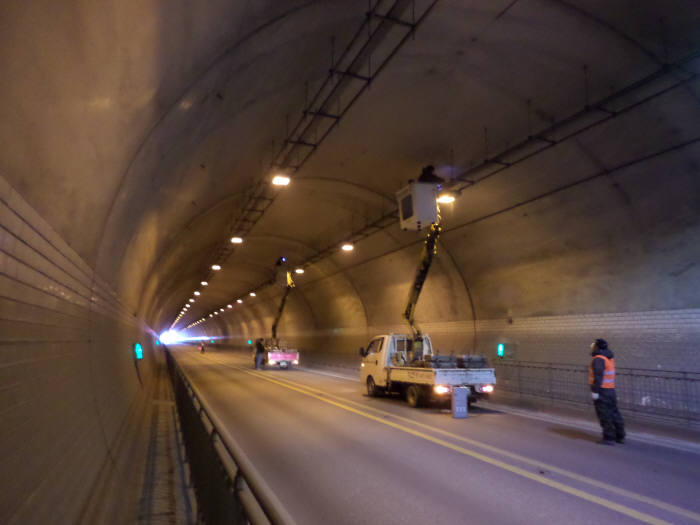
[497,343,505,359]
[155,340,160,346]
[247,339,252,345]
[210,339,215,344]
[134,343,144,360]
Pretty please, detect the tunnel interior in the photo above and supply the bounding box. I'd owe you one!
[1,0,700,522]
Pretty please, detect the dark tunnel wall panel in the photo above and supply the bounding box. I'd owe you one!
[0,174,155,523]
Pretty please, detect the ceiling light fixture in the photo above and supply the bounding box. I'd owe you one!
[227,304,232,308]
[295,268,304,274]
[189,299,195,303]
[212,264,221,271]
[436,192,456,204]
[201,281,208,286]
[237,299,243,304]
[249,292,256,297]
[194,291,200,296]
[231,236,243,244]
[272,174,290,186]
[341,243,354,252]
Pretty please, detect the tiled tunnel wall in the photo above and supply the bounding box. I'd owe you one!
[0,172,157,523]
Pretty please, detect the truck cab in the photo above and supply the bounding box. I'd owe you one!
[361,334,433,388]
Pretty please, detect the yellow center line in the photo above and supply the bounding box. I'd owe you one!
[216,361,674,525]
[236,365,700,524]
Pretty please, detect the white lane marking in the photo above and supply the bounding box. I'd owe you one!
[298,366,358,382]
[481,402,700,455]
[300,364,700,455]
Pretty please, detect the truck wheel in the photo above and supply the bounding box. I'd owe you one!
[366,376,382,397]
[406,385,423,408]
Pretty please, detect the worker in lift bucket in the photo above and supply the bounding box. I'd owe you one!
[255,338,265,369]
[589,338,625,445]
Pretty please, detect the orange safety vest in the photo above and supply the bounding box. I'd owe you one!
[589,355,615,389]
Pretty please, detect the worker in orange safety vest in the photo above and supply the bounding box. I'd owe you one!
[589,338,625,445]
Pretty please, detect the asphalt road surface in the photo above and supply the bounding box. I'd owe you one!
[172,346,700,525]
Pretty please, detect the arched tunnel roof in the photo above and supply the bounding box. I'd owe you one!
[2,0,699,338]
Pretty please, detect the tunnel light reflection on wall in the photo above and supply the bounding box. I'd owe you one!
[341,243,354,252]
[231,236,243,244]
[295,268,304,274]
[272,174,290,186]
[212,264,221,271]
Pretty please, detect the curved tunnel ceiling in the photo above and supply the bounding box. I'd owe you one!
[2,0,699,335]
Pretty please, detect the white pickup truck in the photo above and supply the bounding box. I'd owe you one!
[360,334,496,408]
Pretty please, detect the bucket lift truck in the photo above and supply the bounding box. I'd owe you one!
[259,270,300,369]
[359,175,495,407]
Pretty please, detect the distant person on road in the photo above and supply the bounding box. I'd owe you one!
[589,338,625,445]
[199,341,205,354]
[255,338,265,369]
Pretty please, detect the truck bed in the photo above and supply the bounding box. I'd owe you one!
[387,366,496,386]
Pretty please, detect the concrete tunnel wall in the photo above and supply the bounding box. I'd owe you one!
[2,0,700,523]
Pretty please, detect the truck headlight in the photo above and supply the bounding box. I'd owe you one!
[481,384,494,393]
[434,385,450,395]
[292,359,298,365]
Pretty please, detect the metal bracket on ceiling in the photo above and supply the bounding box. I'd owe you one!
[329,68,371,82]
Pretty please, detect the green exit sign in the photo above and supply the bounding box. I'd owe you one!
[134,343,143,360]
[497,343,505,358]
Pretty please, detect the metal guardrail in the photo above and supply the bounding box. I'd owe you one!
[164,349,296,525]
[494,361,700,429]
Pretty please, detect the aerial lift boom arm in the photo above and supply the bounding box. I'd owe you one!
[403,217,441,340]
[271,271,295,342]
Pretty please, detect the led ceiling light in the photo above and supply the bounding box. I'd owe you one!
[227,304,232,308]
[295,268,304,274]
[237,299,243,304]
[341,243,354,252]
[249,292,256,297]
[272,174,290,186]
[189,299,195,303]
[231,236,243,244]
[201,281,208,286]
[194,291,201,296]
[219,308,224,312]
[212,264,221,271]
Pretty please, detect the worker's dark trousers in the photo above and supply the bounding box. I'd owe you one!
[594,389,625,441]
[255,353,263,369]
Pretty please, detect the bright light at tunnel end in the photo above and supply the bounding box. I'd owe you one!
[160,330,185,345]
